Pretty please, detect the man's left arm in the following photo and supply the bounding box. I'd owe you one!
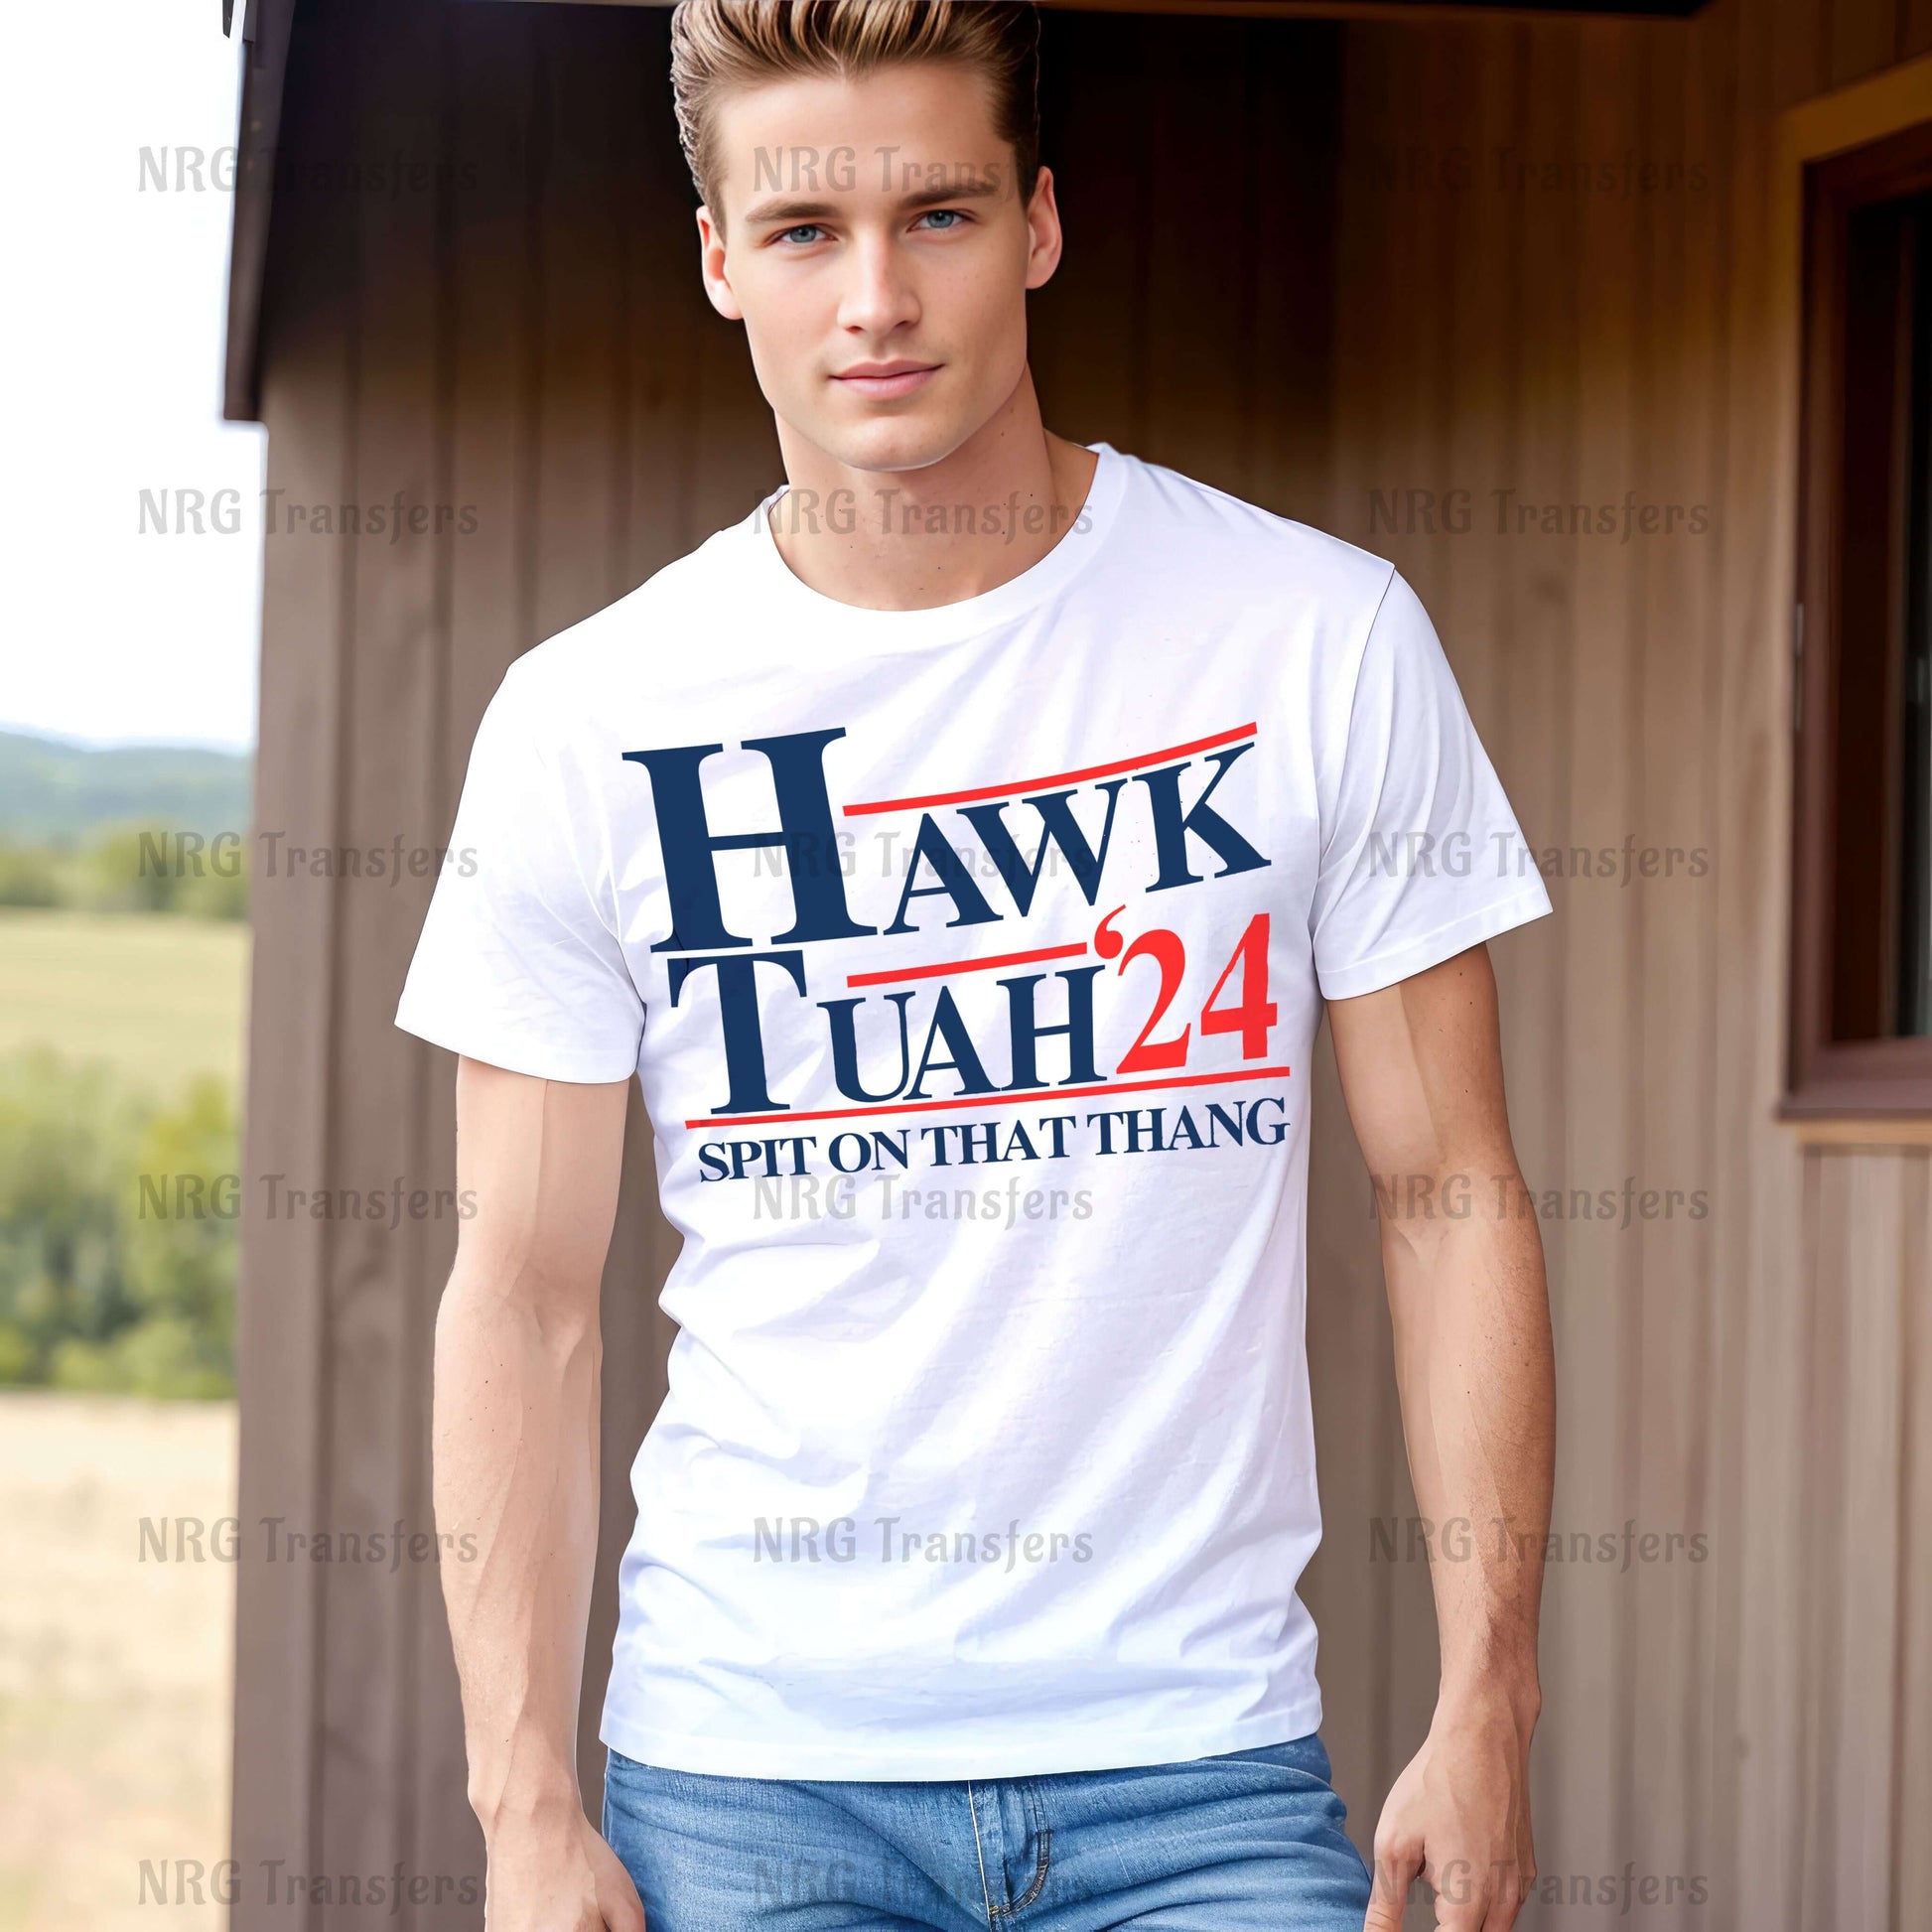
[1327,940,1555,1932]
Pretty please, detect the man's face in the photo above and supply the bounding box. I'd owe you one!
[697,63,1060,476]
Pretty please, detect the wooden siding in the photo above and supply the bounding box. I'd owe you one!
[1306,7,1932,1928]
[235,2,1931,1928]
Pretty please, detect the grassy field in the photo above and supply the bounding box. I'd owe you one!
[0,1393,236,1932]
[0,913,245,1926]
[0,909,247,1097]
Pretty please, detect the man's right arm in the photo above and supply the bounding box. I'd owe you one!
[435,1055,644,1932]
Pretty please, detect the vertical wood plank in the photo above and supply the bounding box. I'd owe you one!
[1709,0,1811,1924]
[316,6,453,1920]
[1546,18,1649,1911]
[1894,1155,1932,1932]
[1141,16,1293,489]
[1830,0,1903,88]
[1905,0,1932,61]
[1827,1155,1910,1927]
[1029,9,1153,449]
[231,0,360,1915]
[1775,0,1834,111]
[1243,21,1339,524]
[1627,20,1723,1927]
[1794,1150,1851,1928]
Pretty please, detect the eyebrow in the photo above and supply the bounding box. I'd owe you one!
[740,174,1006,229]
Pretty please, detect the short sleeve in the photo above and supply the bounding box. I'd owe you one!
[395,665,645,1081]
[1310,570,1552,1001]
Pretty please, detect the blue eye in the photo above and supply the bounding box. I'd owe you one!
[778,223,826,245]
[916,208,966,231]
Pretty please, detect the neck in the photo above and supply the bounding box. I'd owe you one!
[768,371,1099,612]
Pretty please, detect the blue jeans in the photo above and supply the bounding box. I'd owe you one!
[602,1733,1373,1929]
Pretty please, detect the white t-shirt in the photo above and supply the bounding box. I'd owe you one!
[397,445,1551,1780]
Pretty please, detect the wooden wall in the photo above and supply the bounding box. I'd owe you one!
[1304,4,1932,1928]
[234,1,1930,1928]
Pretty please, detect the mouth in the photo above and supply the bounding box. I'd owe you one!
[829,361,941,401]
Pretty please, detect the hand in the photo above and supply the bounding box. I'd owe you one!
[1363,1683,1537,1931]
[483,1797,645,1932]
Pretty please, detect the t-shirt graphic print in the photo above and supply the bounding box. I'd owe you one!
[638,713,1283,1140]
[397,444,1552,1780]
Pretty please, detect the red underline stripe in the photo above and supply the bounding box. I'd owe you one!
[680,1063,1293,1131]
[841,721,1259,818]
[846,941,1089,989]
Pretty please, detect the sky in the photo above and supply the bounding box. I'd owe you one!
[1,0,265,754]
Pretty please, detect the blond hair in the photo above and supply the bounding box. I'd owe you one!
[669,0,1041,217]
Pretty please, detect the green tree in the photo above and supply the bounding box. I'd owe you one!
[0,1049,140,1376]
[0,839,64,907]
[119,1075,238,1395]
[0,1048,237,1398]
[74,822,249,920]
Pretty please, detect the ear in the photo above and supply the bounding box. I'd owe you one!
[1022,165,1064,294]
[696,205,745,321]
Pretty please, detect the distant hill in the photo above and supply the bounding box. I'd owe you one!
[0,731,253,843]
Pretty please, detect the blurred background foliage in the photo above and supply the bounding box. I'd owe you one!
[0,731,251,1400]
[0,1052,238,1399]
[0,823,248,920]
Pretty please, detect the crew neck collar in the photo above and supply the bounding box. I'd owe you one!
[742,443,1129,647]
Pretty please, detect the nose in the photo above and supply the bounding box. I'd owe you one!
[836,227,921,341]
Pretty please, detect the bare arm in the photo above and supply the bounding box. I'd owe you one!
[1327,944,1555,1932]
[435,1056,643,1932]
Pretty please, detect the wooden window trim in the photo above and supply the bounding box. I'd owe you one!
[1783,61,1932,1123]
[1781,1113,1932,1146]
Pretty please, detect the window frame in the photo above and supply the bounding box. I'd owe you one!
[1786,97,1932,1121]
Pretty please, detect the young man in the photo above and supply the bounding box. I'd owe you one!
[397,4,1555,1928]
